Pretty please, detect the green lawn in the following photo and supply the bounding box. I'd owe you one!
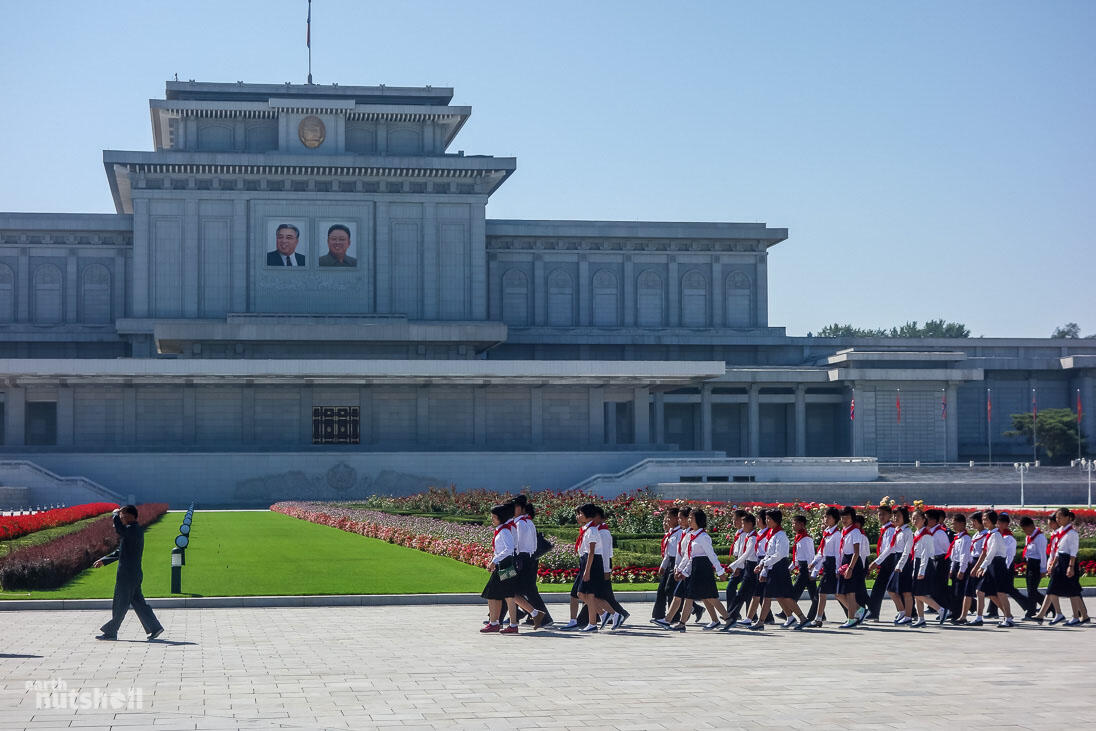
[1,511,1089,599]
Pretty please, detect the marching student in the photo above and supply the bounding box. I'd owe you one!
[867,504,897,621]
[971,511,1017,627]
[927,509,952,612]
[739,510,775,626]
[574,503,611,633]
[560,506,596,630]
[652,507,682,624]
[835,506,868,628]
[852,515,872,613]
[944,513,972,625]
[593,506,630,630]
[1000,519,1034,617]
[480,503,524,634]
[1019,516,1047,620]
[887,506,915,625]
[750,510,809,630]
[725,510,749,607]
[509,496,551,628]
[789,515,818,621]
[1035,508,1091,626]
[668,509,731,631]
[808,507,842,626]
[724,512,760,627]
[661,508,706,626]
[959,511,988,623]
[911,509,949,627]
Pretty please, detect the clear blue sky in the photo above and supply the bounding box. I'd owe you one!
[2,1,1093,337]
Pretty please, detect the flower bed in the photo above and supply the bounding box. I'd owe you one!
[0,502,119,541]
[0,503,169,591]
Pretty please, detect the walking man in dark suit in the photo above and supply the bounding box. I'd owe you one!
[93,505,164,641]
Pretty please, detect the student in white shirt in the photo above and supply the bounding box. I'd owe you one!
[574,503,611,632]
[1018,516,1047,620]
[867,504,897,620]
[808,507,841,627]
[886,506,915,624]
[971,511,1017,627]
[561,508,598,630]
[740,510,775,626]
[750,510,809,630]
[724,510,749,607]
[652,507,683,624]
[507,496,551,628]
[911,509,949,627]
[788,515,818,622]
[480,503,522,634]
[835,506,868,628]
[1036,508,1091,626]
[667,509,730,631]
[724,513,760,627]
[944,513,972,625]
[591,507,630,630]
[958,511,986,622]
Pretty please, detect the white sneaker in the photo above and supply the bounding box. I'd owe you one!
[782,617,797,629]
[702,621,721,630]
[893,612,905,625]
[910,617,926,628]
[1064,617,1081,626]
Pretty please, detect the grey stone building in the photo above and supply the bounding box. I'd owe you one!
[0,80,1092,506]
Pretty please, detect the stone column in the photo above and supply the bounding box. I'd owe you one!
[4,387,26,446]
[605,401,617,446]
[946,382,960,462]
[747,384,760,456]
[700,385,713,451]
[794,384,807,457]
[654,391,665,445]
[416,388,430,446]
[56,386,74,447]
[299,385,314,446]
[182,386,197,445]
[588,386,605,447]
[633,387,650,445]
[530,387,543,446]
[473,386,487,446]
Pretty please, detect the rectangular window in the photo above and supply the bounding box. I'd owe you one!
[25,401,57,446]
[312,406,360,445]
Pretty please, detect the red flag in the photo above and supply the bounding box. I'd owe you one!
[896,391,902,424]
[1079,389,1083,424]
[987,389,992,423]
[307,0,312,48]
[941,391,947,420]
[849,396,855,421]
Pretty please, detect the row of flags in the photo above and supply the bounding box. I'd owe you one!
[849,387,1084,425]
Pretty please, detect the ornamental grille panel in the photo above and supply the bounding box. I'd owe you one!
[312,406,361,444]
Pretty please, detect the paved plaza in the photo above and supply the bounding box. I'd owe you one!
[1,601,1093,730]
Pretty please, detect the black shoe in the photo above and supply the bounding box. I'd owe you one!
[775,612,788,621]
[147,628,164,641]
[95,633,117,641]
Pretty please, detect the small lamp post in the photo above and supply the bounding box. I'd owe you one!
[1078,458,1094,508]
[1014,462,1030,507]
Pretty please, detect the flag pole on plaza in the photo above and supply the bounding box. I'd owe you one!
[897,387,902,466]
[987,387,992,466]
[1079,387,1084,463]
[1032,387,1038,463]
[941,387,947,463]
[306,0,313,85]
[849,388,855,457]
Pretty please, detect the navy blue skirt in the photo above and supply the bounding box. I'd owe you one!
[836,554,865,595]
[761,558,794,599]
[818,556,838,594]
[913,557,936,597]
[978,556,1008,595]
[685,556,719,600]
[1047,555,1081,597]
[576,554,610,599]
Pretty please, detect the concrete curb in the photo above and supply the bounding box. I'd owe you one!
[0,590,661,611]
[2,587,1093,610]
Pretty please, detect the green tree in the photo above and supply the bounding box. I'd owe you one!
[1004,408,1086,464]
[1052,322,1081,338]
[818,320,970,338]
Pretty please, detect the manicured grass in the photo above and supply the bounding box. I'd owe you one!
[0,514,109,558]
[0,511,491,599]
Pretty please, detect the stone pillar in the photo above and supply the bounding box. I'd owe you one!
[182,386,197,444]
[473,386,487,446]
[358,387,373,445]
[65,253,78,323]
[299,385,314,446]
[747,384,760,456]
[533,255,545,326]
[633,387,650,445]
[588,386,605,447]
[57,386,74,447]
[946,382,960,462]
[578,256,590,325]
[605,401,617,446]
[375,202,391,312]
[849,384,862,457]
[700,385,713,451]
[241,386,256,444]
[416,388,430,446]
[653,391,665,445]
[794,384,807,457]
[530,387,543,446]
[4,387,26,446]
[422,202,438,319]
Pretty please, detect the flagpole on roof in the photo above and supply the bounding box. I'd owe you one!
[307,0,313,84]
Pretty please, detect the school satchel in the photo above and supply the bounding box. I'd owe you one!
[532,531,554,560]
[497,555,518,581]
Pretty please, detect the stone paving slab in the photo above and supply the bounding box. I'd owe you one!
[0,601,1093,730]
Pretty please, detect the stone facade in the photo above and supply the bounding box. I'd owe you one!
[0,79,1093,503]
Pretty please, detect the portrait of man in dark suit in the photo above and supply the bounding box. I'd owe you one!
[267,223,306,267]
[319,223,357,267]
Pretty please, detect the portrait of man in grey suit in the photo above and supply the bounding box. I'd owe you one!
[267,223,306,266]
[319,224,357,267]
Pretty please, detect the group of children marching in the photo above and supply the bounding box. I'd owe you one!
[481,498,1090,634]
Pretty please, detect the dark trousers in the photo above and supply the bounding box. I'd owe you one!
[948,567,968,614]
[725,568,743,607]
[1003,563,1033,613]
[930,556,950,608]
[867,555,896,618]
[1024,559,1044,613]
[100,576,161,637]
[653,559,675,619]
[518,554,552,622]
[791,561,818,618]
[726,562,758,619]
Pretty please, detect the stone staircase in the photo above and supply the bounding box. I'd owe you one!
[0,460,124,509]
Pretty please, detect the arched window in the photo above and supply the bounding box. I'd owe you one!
[79,264,112,323]
[636,270,664,327]
[388,124,422,155]
[680,270,708,327]
[592,270,619,327]
[547,269,574,327]
[32,264,63,323]
[501,269,529,326]
[0,263,14,322]
[197,123,233,151]
[725,270,753,327]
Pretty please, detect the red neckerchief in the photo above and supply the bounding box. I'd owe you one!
[793,530,809,562]
[945,531,967,560]
[912,527,930,558]
[677,526,691,553]
[598,523,611,533]
[971,530,988,554]
[518,514,532,523]
[839,524,857,555]
[1048,526,1061,556]
[1057,524,1075,545]
[493,524,509,551]
[729,527,744,548]
[1024,528,1042,556]
[574,523,588,554]
[756,527,773,551]
[661,526,680,555]
[888,525,902,549]
[742,529,758,555]
[877,522,894,554]
[685,528,707,559]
